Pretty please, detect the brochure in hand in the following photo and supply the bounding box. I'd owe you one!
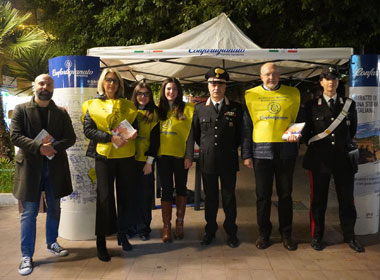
[282,122,305,140]
[111,119,137,149]
[35,129,56,160]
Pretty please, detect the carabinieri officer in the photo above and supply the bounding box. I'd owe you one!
[187,67,243,248]
[302,66,364,253]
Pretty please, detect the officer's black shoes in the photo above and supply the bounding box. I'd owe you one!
[346,239,365,253]
[139,233,150,241]
[256,236,271,249]
[311,238,324,251]
[282,237,298,251]
[227,235,240,248]
[201,233,215,245]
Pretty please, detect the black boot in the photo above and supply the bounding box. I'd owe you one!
[118,233,132,251]
[96,236,111,262]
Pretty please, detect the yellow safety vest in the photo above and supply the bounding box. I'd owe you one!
[81,99,93,123]
[158,103,194,158]
[245,85,300,142]
[85,98,137,158]
[135,109,159,162]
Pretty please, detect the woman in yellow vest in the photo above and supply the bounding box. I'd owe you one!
[83,69,138,262]
[128,81,159,241]
[157,77,194,243]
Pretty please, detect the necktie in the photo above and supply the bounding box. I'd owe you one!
[329,99,336,113]
[215,103,219,114]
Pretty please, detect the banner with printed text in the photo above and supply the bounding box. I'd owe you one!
[49,56,100,240]
[349,54,380,234]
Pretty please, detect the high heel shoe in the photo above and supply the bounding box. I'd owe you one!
[96,236,111,262]
[118,233,132,251]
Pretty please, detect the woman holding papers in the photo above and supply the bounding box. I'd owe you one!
[83,69,137,262]
[128,82,160,241]
[156,78,194,243]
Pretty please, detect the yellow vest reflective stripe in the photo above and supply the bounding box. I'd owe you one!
[86,98,137,158]
[158,103,194,158]
[245,85,300,142]
[135,110,159,162]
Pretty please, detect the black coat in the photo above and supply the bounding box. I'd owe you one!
[10,97,76,201]
[187,97,242,174]
[302,96,357,173]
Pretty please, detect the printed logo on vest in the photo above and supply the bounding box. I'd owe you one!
[267,102,281,114]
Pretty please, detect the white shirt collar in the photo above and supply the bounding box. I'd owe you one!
[323,93,337,104]
[211,98,224,107]
[262,84,280,91]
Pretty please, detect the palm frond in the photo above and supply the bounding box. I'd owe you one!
[0,2,45,59]
[0,2,31,39]
[9,43,61,81]
[6,28,46,57]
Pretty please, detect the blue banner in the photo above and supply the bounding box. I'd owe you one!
[350,54,380,87]
[48,56,100,88]
[349,54,380,235]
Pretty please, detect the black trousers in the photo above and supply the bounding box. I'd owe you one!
[95,157,136,236]
[253,157,296,238]
[309,169,356,241]
[133,160,155,235]
[157,156,188,201]
[202,171,238,236]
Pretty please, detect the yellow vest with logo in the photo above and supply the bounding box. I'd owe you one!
[85,98,137,158]
[158,103,194,158]
[135,109,159,162]
[245,85,300,143]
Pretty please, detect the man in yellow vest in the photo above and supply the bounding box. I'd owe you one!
[241,63,302,251]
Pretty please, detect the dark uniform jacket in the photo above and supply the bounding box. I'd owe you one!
[186,97,242,174]
[10,97,76,201]
[302,95,357,173]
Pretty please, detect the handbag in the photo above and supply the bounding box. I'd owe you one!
[347,142,359,173]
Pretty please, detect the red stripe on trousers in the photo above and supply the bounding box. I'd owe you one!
[309,171,315,238]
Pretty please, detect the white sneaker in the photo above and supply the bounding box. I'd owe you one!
[18,257,33,275]
[47,242,69,257]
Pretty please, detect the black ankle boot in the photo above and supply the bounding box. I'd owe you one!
[96,236,111,262]
[118,233,132,251]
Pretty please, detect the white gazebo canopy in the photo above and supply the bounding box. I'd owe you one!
[87,13,353,85]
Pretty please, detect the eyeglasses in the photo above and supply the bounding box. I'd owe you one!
[137,92,150,97]
[105,78,119,84]
[208,81,226,85]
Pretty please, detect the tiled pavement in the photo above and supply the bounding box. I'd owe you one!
[1,147,380,279]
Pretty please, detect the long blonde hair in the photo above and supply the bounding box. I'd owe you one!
[97,68,125,98]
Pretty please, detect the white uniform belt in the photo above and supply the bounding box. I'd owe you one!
[308,98,352,145]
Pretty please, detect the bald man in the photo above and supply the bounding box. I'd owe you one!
[241,63,303,251]
[11,74,76,275]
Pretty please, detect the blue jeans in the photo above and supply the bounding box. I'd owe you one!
[20,160,61,257]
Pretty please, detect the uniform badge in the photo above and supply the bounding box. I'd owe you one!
[224,111,236,117]
[229,122,234,127]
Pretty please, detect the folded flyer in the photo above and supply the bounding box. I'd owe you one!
[35,129,55,160]
[282,122,305,140]
[111,119,137,148]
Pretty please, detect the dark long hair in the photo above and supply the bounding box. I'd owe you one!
[131,81,156,122]
[157,77,185,120]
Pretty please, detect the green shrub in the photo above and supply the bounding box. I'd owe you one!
[0,157,15,193]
